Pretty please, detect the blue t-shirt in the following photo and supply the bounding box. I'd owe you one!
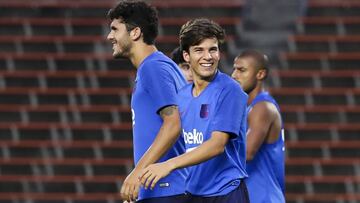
[131,51,187,200]
[245,91,285,203]
[178,71,248,196]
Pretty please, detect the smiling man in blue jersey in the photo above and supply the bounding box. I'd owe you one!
[139,18,250,203]
[232,50,285,203]
[106,1,188,202]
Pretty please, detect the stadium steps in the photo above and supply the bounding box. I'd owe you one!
[280,52,360,70]
[307,0,360,17]
[0,70,135,89]
[288,35,360,53]
[0,88,132,106]
[296,16,360,35]
[270,87,360,106]
[271,69,360,88]
[281,105,360,124]
[282,1,360,202]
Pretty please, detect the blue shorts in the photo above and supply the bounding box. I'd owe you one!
[136,194,189,203]
[187,180,249,203]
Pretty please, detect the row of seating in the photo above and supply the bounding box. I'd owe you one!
[0,16,240,37]
[2,157,356,177]
[0,87,358,106]
[275,1,358,201]
[0,140,357,160]
[0,105,358,124]
[296,16,360,35]
[0,121,358,143]
[0,70,134,89]
[2,34,360,55]
[1,52,359,71]
[0,0,244,18]
[281,52,360,70]
[289,35,360,53]
[0,0,359,18]
[2,16,360,38]
[0,69,358,89]
[0,175,357,195]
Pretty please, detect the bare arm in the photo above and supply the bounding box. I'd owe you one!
[135,105,181,169]
[246,102,277,161]
[139,131,230,189]
[167,131,229,169]
[120,105,181,201]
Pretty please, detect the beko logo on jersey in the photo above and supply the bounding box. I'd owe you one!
[183,129,203,144]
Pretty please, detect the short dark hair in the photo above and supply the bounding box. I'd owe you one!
[179,18,225,52]
[170,47,186,64]
[107,0,158,45]
[236,49,269,78]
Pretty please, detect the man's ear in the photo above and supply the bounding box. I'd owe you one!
[130,27,142,41]
[256,69,267,80]
[183,51,190,63]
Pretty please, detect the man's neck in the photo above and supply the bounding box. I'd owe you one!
[130,43,158,69]
[192,71,217,97]
[247,85,265,106]
[193,80,210,97]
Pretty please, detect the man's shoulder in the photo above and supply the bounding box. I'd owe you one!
[178,83,192,95]
[253,92,279,108]
[140,58,177,78]
[217,71,240,87]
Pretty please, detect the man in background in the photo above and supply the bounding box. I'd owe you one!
[232,50,285,203]
[106,1,187,202]
[171,47,193,83]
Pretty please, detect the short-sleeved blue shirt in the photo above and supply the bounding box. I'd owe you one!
[178,71,248,196]
[131,51,187,200]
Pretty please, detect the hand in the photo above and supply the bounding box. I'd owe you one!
[139,161,174,190]
[120,168,142,202]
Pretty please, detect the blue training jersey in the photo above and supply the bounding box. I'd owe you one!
[131,51,187,200]
[245,91,285,203]
[178,71,248,197]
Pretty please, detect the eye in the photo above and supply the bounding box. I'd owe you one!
[234,68,246,73]
[209,47,218,53]
[181,63,190,70]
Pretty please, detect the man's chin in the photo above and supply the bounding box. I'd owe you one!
[113,53,126,59]
[199,72,217,81]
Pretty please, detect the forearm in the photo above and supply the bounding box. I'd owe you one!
[246,127,269,161]
[166,136,226,171]
[136,123,180,169]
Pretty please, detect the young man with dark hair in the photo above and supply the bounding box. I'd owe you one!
[140,18,249,203]
[170,47,193,83]
[232,50,285,203]
[106,1,188,202]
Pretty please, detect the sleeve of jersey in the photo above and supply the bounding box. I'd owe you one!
[140,61,178,113]
[210,84,248,138]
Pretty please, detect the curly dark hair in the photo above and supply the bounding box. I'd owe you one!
[107,0,159,45]
[179,18,225,52]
